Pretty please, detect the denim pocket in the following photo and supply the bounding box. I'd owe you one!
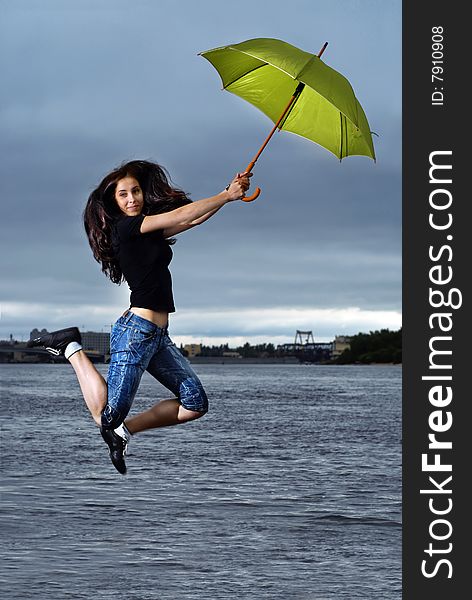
[126,327,159,368]
[129,327,155,345]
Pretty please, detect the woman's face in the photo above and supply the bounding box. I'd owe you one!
[114,176,144,216]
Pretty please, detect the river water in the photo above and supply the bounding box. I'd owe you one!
[1,363,401,599]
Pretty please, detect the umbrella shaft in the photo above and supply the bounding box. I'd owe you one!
[245,42,328,173]
[246,83,304,172]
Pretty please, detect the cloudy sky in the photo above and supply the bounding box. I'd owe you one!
[1,0,401,345]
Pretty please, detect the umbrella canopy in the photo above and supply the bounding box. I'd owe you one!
[200,37,376,162]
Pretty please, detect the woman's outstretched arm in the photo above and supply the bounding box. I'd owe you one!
[140,172,252,237]
[163,206,221,238]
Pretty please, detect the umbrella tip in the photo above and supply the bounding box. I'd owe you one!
[318,42,328,58]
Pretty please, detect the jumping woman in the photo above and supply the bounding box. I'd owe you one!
[28,160,252,474]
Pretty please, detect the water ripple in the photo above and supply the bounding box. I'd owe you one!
[1,363,401,600]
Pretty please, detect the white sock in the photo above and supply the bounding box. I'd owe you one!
[114,423,131,455]
[65,341,82,360]
[114,423,131,442]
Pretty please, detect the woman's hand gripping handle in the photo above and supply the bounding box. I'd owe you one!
[225,171,258,202]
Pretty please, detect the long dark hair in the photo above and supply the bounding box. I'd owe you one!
[83,160,191,284]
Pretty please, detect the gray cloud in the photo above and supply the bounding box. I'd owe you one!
[1,0,401,341]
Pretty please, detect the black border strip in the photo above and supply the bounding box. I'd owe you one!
[403,3,468,598]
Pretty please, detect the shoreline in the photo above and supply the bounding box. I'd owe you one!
[0,357,402,366]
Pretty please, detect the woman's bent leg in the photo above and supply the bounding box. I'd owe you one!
[125,399,202,433]
[125,333,208,434]
[69,351,107,426]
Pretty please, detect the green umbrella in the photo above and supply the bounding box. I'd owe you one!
[199,37,376,201]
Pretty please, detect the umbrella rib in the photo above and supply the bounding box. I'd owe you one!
[345,116,349,157]
[229,48,300,80]
[339,114,350,159]
[340,113,349,160]
[223,63,267,90]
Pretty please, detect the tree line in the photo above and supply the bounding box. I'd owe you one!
[336,328,402,364]
[182,328,402,364]
[196,342,278,358]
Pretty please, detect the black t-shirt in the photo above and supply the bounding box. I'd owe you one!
[112,214,175,312]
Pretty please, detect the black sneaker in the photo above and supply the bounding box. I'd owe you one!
[100,427,128,475]
[27,327,82,356]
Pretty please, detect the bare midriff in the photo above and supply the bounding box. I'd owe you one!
[128,307,169,328]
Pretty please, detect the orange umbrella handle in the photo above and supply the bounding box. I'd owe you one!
[242,187,261,202]
[241,160,260,202]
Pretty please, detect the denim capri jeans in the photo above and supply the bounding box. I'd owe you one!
[101,311,208,430]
